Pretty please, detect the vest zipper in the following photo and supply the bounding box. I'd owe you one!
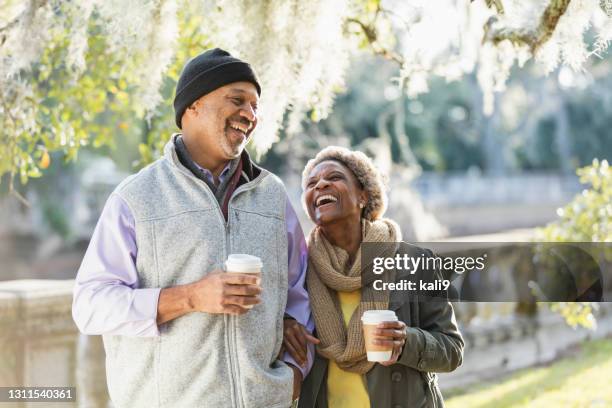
[198,183,243,408]
[224,220,244,408]
[175,159,267,408]
[168,150,267,407]
[221,179,266,408]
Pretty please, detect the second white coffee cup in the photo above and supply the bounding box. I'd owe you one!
[361,310,398,362]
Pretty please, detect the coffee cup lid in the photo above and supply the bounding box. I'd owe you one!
[361,310,398,323]
[226,254,263,268]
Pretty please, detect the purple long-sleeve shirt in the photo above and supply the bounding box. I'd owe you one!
[73,165,314,376]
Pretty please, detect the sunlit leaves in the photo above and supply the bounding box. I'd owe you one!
[2,0,612,188]
[0,0,177,187]
[549,302,598,329]
[537,159,611,329]
[539,159,611,242]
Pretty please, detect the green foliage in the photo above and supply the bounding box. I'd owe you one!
[567,98,612,168]
[1,7,143,188]
[539,159,611,242]
[2,0,611,188]
[136,9,213,167]
[548,302,597,329]
[0,4,213,188]
[537,159,611,329]
[41,199,71,239]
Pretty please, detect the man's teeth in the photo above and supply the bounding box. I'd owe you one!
[230,124,248,133]
[316,195,338,207]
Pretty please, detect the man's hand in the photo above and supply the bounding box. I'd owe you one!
[156,270,261,325]
[188,270,262,314]
[373,320,407,366]
[288,364,303,400]
[280,318,320,368]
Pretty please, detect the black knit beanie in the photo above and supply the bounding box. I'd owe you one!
[173,48,261,129]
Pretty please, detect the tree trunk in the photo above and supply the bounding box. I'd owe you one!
[483,95,506,175]
[554,97,573,175]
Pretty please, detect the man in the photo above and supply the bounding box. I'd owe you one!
[73,48,315,408]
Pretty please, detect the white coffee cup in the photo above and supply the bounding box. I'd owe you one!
[361,310,398,362]
[225,254,263,273]
[225,254,263,309]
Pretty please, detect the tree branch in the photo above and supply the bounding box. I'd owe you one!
[0,0,49,45]
[484,0,572,54]
[485,0,505,14]
[9,183,31,207]
[473,0,505,14]
[345,17,405,66]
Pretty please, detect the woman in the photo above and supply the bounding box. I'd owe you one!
[292,147,464,408]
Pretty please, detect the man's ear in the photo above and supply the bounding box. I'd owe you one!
[187,101,199,112]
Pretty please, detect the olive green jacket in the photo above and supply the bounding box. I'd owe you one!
[299,243,464,408]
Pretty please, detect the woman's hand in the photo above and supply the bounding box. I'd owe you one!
[288,364,303,400]
[372,320,407,366]
[279,318,320,368]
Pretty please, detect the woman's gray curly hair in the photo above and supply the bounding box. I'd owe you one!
[301,146,388,221]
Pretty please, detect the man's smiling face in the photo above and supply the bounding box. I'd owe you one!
[183,81,259,161]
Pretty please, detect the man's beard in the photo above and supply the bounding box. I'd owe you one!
[222,129,248,158]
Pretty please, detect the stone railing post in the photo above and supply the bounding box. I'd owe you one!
[0,280,109,407]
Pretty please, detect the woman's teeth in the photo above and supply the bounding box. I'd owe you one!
[316,194,338,207]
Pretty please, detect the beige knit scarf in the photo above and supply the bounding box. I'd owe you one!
[306,218,401,374]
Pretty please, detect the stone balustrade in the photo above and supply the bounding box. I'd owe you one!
[439,301,612,391]
[0,280,108,408]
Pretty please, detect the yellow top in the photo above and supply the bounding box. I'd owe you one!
[326,290,370,408]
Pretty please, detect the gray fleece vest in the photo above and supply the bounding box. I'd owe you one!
[102,141,292,408]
